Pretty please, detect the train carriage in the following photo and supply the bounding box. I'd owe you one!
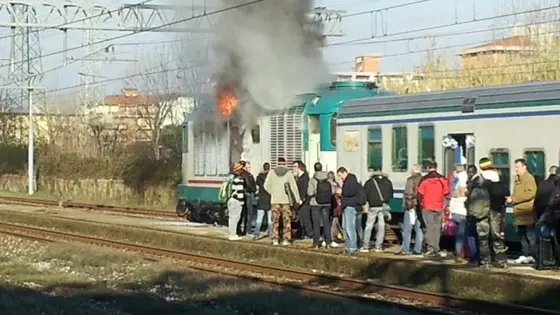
[336,80,560,242]
[176,81,390,221]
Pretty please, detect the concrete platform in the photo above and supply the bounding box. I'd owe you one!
[1,203,558,279]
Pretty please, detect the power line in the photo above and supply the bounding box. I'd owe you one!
[327,25,560,68]
[0,0,269,72]
[327,16,559,47]
[325,5,560,47]
[0,0,155,43]
[341,0,431,18]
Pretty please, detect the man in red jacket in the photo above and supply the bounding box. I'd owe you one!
[417,161,450,258]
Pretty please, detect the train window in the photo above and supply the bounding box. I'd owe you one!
[367,128,382,170]
[418,125,434,171]
[181,124,188,153]
[490,149,510,190]
[524,149,545,182]
[392,126,408,172]
[251,125,260,144]
[330,114,337,145]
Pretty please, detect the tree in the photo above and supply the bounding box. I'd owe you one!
[125,50,183,160]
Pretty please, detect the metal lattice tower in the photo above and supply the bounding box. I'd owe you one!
[7,3,45,111]
[79,5,105,110]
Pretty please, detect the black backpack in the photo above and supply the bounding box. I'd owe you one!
[467,175,491,219]
[315,177,332,204]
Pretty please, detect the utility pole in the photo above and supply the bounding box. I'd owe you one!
[27,85,33,194]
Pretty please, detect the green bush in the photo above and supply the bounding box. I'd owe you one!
[0,143,27,174]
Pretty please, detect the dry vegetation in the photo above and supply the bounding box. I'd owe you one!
[0,234,414,315]
[384,3,560,93]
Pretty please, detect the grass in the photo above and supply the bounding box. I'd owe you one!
[0,238,413,315]
[1,210,560,311]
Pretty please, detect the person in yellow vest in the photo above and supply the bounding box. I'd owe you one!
[507,158,537,265]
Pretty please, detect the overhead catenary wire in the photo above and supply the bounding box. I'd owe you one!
[0,0,269,73]
[325,4,560,47]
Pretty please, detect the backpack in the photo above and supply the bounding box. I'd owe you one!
[467,175,490,219]
[315,177,332,204]
[218,175,234,202]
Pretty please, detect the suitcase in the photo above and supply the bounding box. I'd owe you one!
[536,236,558,270]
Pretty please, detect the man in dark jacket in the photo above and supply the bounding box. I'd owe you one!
[294,160,312,239]
[535,165,557,220]
[417,161,449,258]
[253,162,272,240]
[337,166,361,253]
[360,169,393,252]
[238,161,257,236]
[467,158,508,268]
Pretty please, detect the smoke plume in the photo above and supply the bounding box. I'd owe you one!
[213,0,330,122]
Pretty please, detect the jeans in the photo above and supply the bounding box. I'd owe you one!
[253,209,272,238]
[227,199,243,237]
[362,207,385,249]
[452,213,467,253]
[298,203,313,238]
[516,224,537,257]
[422,209,443,253]
[342,206,358,251]
[356,213,364,246]
[401,209,423,254]
[311,205,332,246]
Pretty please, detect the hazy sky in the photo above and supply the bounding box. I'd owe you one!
[0,0,553,101]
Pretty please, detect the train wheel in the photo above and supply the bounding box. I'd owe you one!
[176,199,189,218]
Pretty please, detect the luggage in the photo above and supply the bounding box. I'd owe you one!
[536,236,558,270]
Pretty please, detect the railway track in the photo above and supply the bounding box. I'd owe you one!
[0,195,175,218]
[0,221,557,315]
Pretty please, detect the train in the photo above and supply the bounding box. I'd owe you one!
[177,79,560,243]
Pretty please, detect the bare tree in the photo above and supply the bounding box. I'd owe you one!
[125,50,183,159]
[0,89,18,143]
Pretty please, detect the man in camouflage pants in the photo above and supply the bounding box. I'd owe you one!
[264,157,302,246]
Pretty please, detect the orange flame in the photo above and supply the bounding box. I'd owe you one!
[217,88,239,116]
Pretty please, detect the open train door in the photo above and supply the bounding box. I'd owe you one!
[442,134,475,175]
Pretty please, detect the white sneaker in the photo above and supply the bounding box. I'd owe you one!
[329,242,339,248]
[321,241,326,247]
[525,256,536,264]
[359,248,369,253]
[514,256,527,264]
[281,240,290,246]
[272,240,279,246]
[228,235,242,241]
[373,248,383,253]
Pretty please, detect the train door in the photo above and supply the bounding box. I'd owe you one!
[307,115,320,166]
[442,133,475,175]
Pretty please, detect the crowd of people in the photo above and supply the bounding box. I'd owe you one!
[223,156,560,269]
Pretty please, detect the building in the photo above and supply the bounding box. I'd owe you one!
[332,54,424,90]
[458,25,556,68]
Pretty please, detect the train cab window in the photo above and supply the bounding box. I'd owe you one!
[490,149,510,190]
[418,125,434,171]
[524,150,545,182]
[330,114,337,145]
[181,123,188,153]
[251,125,260,144]
[392,126,408,172]
[367,128,382,170]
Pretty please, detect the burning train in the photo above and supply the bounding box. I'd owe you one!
[176,80,392,221]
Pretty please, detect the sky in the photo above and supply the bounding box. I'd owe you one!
[0,0,555,105]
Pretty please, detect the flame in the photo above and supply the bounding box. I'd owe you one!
[217,88,239,116]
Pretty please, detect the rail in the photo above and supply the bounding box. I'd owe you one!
[0,195,175,218]
[0,221,557,315]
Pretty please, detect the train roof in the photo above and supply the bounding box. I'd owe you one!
[338,80,560,118]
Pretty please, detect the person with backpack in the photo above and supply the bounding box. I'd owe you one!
[307,162,338,249]
[253,162,272,240]
[227,162,247,241]
[264,157,302,246]
[361,168,394,253]
[417,161,449,258]
[396,164,423,256]
[466,158,508,268]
